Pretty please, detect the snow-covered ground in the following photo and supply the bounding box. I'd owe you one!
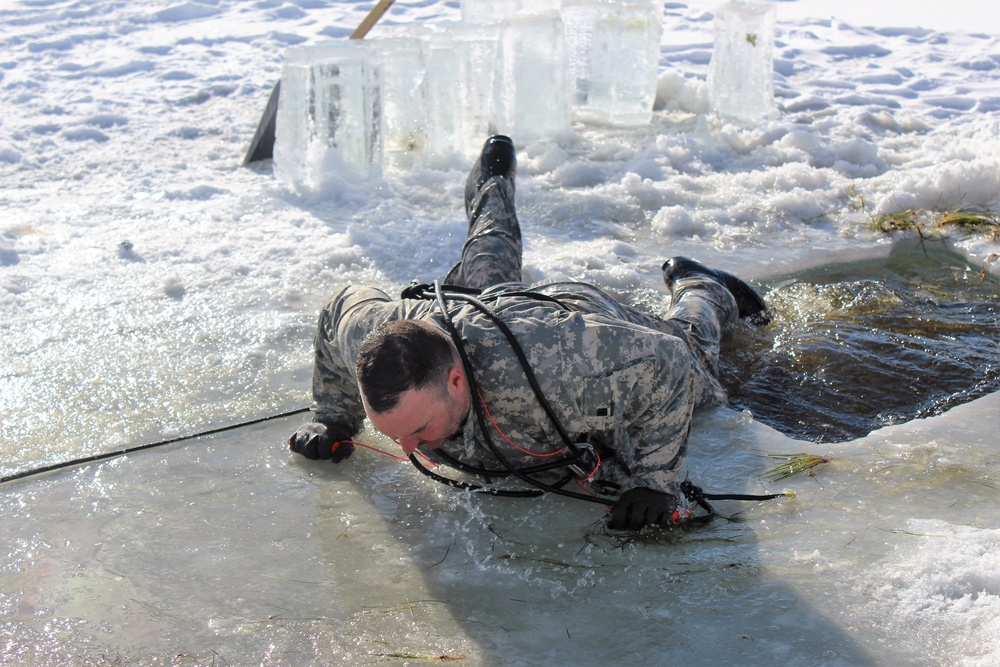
[2,1,999,665]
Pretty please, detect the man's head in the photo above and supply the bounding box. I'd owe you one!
[356,319,471,455]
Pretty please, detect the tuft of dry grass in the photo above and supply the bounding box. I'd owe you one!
[764,452,832,482]
[868,207,1000,242]
[869,209,924,234]
[937,209,1000,240]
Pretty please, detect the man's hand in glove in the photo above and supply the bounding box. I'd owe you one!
[288,421,355,463]
[607,487,684,531]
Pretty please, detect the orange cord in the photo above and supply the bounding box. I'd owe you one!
[341,439,437,467]
[477,390,602,482]
[476,390,568,458]
[341,390,603,481]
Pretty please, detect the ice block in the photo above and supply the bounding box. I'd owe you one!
[494,11,571,141]
[708,0,777,123]
[274,40,381,189]
[562,0,664,126]
[376,36,429,171]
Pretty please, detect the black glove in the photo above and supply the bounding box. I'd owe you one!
[607,487,681,531]
[288,421,355,463]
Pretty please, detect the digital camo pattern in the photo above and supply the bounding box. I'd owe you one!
[443,175,522,289]
[308,172,739,496]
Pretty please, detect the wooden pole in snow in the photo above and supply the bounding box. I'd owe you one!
[350,0,396,40]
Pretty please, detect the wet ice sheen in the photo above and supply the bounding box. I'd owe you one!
[3,396,999,665]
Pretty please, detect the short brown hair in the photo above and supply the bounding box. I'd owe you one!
[356,319,456,413]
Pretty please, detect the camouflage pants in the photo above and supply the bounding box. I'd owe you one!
[440,169,739,407]
[443,175,522,289]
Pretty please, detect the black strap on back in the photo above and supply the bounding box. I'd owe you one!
[429,281,614,504]
[400,280,788,521]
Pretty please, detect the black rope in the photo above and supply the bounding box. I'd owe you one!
[0,407,311,486]
[431,280,615,505]
[430,446,594,479]
[400,281,790,524]
[408,453,548,498]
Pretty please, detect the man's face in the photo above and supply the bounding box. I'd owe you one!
[364,365,471,456]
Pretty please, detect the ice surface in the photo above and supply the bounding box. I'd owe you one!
[562,0,664,126]
[4,394,999,665]
[709,1,777,123]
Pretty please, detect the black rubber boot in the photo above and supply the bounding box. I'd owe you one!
[465,135,516,216]
[662,256,771,326]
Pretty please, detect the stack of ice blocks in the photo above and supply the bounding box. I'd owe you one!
[273,0,664,189]
[462,0,664,132]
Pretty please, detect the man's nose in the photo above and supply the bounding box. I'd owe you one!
[398,436,420,455]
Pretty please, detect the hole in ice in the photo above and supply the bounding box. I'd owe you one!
[720,246,1000,442]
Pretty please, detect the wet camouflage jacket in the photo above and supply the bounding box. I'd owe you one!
[311,279,729,496]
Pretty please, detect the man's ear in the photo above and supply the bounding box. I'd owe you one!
[447,362,466,392]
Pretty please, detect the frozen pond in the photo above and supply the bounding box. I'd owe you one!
[3,246,998,665]
[3,391,998,665]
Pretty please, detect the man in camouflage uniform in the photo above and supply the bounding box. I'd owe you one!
[288,136,769,531]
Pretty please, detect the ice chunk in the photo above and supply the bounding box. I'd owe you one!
[375,36,428,171]
[274,40,381,189]
[417,29,459,164]
[562,0,664,126]
[494,11,571,141]
[450,22,503,159]
[708,1,777,123]
[381,23,500,163]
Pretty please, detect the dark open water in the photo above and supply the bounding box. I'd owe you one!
[721,245,1000,442]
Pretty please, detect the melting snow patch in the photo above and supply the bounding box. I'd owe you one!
[165,185,229,200]
[85,114,129,129]
[0,147,21,163]
[162,276,186,299]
